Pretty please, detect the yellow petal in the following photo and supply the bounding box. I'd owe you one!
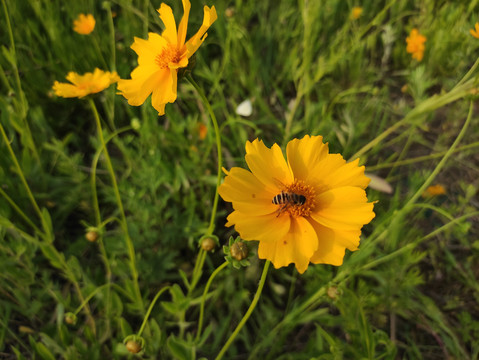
[310,186,375,230]
[151,69,177,115]
[131,34,167,68]
[218,167,276,215]
[117,69,165,106]
[319,157,370,189]
[158,4,177,45]
[52,82,83,98]
[308,219,361,265]
[245,139,293,192]
[226,210,291,243]
[185,5,217,58]
[257,216,318,273]
[286,135,329,181]
[177,0,191,46]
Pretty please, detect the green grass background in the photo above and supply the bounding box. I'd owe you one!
[1,0,479,358]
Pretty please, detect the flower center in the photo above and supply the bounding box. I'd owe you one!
[276,180,316,218]
[155,44,181,69]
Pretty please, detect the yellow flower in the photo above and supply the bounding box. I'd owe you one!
[52,68,119,98]
[218,136,376,274]
[422,184,446,198]
[117,0,217,115]
[406,28,426,61]
[350,6,363,20]
[73,14,96,35]
[470,23,479,39]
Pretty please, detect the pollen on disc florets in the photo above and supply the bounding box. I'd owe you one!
[155,44,181,69]
[284,180,316,218]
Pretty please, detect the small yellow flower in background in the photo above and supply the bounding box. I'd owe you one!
[198,123,208,140]
[117,0,217,116]
[73,14,96,35]
[350,6,363,20]
[406,28,426,61]
[470,23,479,39]
[422,184,446,198]
[52,68,119,98]
[218,135,376,274]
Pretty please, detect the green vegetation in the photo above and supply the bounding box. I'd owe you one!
[1,0,479,359]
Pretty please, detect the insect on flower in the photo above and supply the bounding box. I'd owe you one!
[272,178,307,216]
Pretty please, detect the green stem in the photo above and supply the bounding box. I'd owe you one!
[404,101,473,208]
[366,141,479,171]
[1,0,40,164]
[90,126,131,336]
[453,55,479,89]
[349,80,474,161]
[186,75,223,236]
[0,123,43,222]
[189,248,207,295]
[196,261,228,341]
[186,75,223,295]
[137,286,171,337]
[73,283,111,315]
[0,187,41,233]
[215,261,270,360]
[88,98,144,313]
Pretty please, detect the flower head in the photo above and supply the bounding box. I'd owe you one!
[470,23,479,39]
[73,14,96,35]
[53,68,119,98]
[218,136,375,274]
[422,184,446,197]
[406,28,426,61]
[117,0,217,115]
[350,6,363,20]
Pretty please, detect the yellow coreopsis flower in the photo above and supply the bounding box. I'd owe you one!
[117,0,217,115]
[350,6,363,20]
[406,28,426,61]
[470,23,479,39]
[52,68,119,98]
[73,14,96,35]
[218,136,376,274]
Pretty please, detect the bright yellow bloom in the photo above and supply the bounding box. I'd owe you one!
[218,136,376,274]
[422,184,446,197]
[470,23,479,39]
[73,14,96,35]
[52,68,119,98]
[350,6,363,20]
[406,28,426,61]
[117,0,217,115]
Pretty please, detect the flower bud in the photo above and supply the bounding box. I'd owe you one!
[126,340,142,354]
[85,230,99,242]
[201,237,216,252]
[230,242,248,261]
[64,312,77,325]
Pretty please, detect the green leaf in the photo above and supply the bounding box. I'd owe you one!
[166,335,196,360]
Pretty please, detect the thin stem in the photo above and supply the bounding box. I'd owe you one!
[366,141,479,171]
[137,286,171,337]
[186,75,223,236]
[1,0,40,163]
[0,123,43,221]
[405,101,473,208]
[215,261,270,360]
[88,98,144,313]
[453,56,479,89]
[73,283,111,315]
[349,80,474,161]
[0,187,41,233]
[196,261,228,341]
[189,248,207,295]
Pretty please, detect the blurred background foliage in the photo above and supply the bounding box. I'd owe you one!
[1,0,479,358]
